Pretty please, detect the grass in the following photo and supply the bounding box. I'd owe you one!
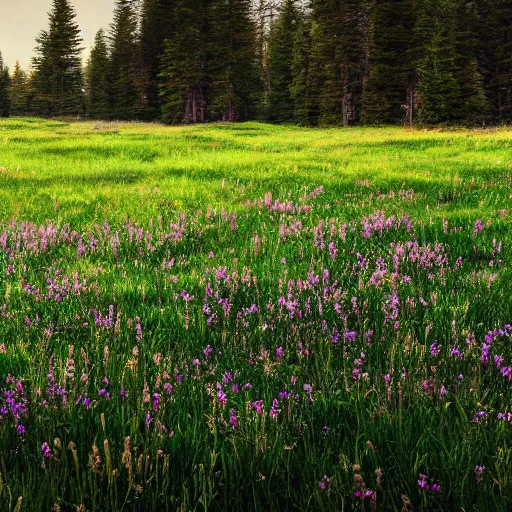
[0,118,511,511]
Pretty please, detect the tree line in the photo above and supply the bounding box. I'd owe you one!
[0,0,511,125]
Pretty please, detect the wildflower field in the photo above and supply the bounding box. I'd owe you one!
[0,118,512,511]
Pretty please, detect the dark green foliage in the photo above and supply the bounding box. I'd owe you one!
[361,0,414,125]
[8,61,29,116]
[267,0,301,122]
[209,0,262,121]
[290,18,316,125]
[489,1,512,121]
[86,30,110,119]
[0,52,10,117]
[7,0,511,124]
[139,0,177,119]
[415,0,489,124]
[415,0,460,123]
[109,0,140,120]
[311,0,370,126]
[292,19,324,125]
[31,0,83,117]
[159,0,210,124]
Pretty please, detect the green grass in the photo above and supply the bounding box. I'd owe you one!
[1,119,511,224]
[0,118,511,511]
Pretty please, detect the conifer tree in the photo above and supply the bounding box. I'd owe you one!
[290,17,314,125]
[159,0,210,124]
[361,0,415,125]
[415,0,459,123]
[209,0,262,121]
[139,0,176,119]
[492,1,512,120]
[109,0,140,119]
[415,0,489,124]
[267,0,302,122]
[8,61,28,116]
[86,29,110,118]
[0,52,10,118]
[9,62,28,116]
[32,0,83,117]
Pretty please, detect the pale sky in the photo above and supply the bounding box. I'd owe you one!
[0,0,116,70]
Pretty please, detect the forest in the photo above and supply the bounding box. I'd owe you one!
[0,0,511,126]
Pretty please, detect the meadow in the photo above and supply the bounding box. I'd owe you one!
[0,118,511,511]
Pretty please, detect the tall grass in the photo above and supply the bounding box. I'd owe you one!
[0,119,511,511]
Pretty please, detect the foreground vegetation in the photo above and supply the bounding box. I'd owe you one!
[0,119,512,511]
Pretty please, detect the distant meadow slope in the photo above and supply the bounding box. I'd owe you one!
[0,119,511,511]
[0,119,511,223]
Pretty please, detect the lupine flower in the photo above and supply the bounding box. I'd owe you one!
[472,411,488,423]
[418,474,440,491]
[203,345,213,360]
[474,465,485,484]
[319,475,330,490]
[430,342,440,357]
[41,442,52,458]
[473,219,485,235]
[270,399,280,419]
[344,331,358,343]
[229,409,238,430]
[152,393,160,412]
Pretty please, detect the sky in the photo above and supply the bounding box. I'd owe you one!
[0,0,116,70]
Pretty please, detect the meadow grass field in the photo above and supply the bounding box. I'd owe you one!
[0,118,511,511]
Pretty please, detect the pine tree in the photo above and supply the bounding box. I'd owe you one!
[109,0,140,119]
[290,17,314,125]
[159,0,210,124]
[8,62,29,116]
[361,0,415,125]
[32,0,83,117]
[209,0,262,121]
[267,0,302,122]
[415,0,459,123]
[86,30,110,118]
[0,52,10,118]
[415,0,489,124]
[451,0,489,123]
[139,0,177,119]
[492,0,512,121]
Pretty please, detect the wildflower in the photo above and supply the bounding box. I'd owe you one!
[203,345,213,360]
[251,400,264,415]
[276,346,283,360]
[319,475,330,490]
[473,219,484,236]
[418,474,440,492]
[222,372,233,384]
[17,424,26,436]
[472,411,488,423]
[270,399,280,419]
[430,341,440,357]
[229,409,238,430]
[42,442,52,458]
[474,465,485,484]
[343,331,358,343]
[217,388,227,408]
[152,393,160,412]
